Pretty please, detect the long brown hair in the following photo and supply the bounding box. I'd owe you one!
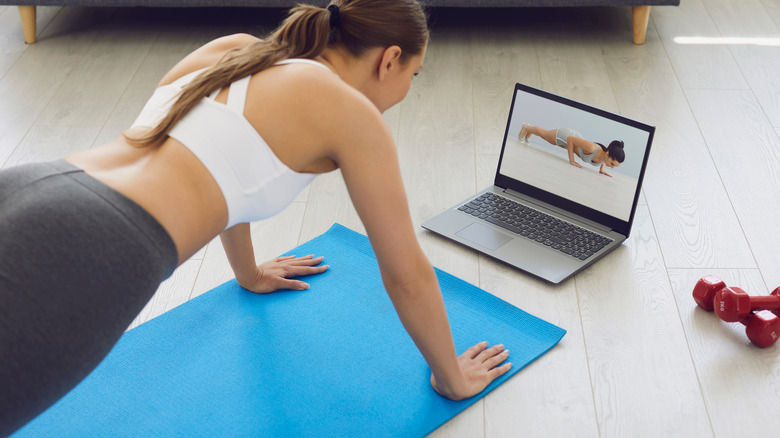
[126,0,429,147]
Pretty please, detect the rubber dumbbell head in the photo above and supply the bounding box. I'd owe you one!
[744,310,780,348]
[714,286,780,323]
[693,275,726,311]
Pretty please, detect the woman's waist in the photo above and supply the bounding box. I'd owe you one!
[65,136,229,264]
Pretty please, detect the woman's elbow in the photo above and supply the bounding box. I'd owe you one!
[382,263,438,301]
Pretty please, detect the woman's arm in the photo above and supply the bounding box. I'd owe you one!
[220,223,328,293]
[566,137,583,168]
[567,136,600,168]
[328,91,511,400]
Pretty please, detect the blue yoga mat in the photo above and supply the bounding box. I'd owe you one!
[15,224,565,437]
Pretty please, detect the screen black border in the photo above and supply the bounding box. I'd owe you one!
[495,83,655,238]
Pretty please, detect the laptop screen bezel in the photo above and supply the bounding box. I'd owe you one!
[494,83,655,238]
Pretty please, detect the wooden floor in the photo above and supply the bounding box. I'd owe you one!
[2,1,780,436]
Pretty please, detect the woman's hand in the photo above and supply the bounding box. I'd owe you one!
[430,341,512,401]
[599,170,613,177]
[569,161,582,168]
[238,254,329,294]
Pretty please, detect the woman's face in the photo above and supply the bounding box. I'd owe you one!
[376,45,426,113]
[604,156,621,168]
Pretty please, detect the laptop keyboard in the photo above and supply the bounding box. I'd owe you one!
[458,192,612,261]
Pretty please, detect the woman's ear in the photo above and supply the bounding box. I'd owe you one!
[377,45,403,81]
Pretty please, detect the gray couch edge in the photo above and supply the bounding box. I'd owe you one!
[5,0,680,44]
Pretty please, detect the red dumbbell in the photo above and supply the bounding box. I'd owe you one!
[741,310,780,348]
[714,286,780,322]
[693,276,780,348]
[692,275,727,311]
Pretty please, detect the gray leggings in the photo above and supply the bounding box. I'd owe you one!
[0,160,177,436]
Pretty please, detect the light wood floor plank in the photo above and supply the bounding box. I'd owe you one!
[536,25,619,114]
[686,90,780,286]
[668,269,780,437]
[476,154,498,189]
[602,23,755,269]
[0,7,108,166]
[763,0,780,28]
[470,23,541,155]
[652,0,748,91]
[34,27,157,129]
[397,112,475,228]
[0,6,60,80]
[576,205,712,437]
[3,126,98,167]
[703,0,780,37]
[401,24,472,118]
[729,45,780,128]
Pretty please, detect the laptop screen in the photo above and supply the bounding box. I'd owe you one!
[495,83,654,236]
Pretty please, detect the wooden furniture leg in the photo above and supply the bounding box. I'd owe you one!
[18,5,37,44]
[632,5,651,45]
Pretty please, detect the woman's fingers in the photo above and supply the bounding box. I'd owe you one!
[288,255,324,266]
[463,341,489,359]
[487,362,513,380]
[251,280,309,294]
[286,264,330,278]
[483,348,510,368]
[278,278,310,290]
[276,255,325,266]
[249,254,329,293]
[274,255,329,278]
[476,344,505,361]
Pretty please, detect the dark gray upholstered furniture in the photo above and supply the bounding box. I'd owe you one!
[5,0,680,45]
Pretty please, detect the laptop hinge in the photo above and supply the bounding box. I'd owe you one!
[503,188,612,233]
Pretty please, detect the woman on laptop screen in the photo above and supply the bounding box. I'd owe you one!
[519,123,625,177]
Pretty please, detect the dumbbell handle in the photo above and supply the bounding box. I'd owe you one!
[744,295,780,311]
[715,287,780,322]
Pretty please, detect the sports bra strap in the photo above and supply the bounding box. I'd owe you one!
[205,59,332,110]
[171,68,207,88]
[226,75,250,113]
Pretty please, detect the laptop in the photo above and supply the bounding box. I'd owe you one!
[422,82,655,284]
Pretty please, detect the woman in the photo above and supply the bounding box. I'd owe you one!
[0,1,511,435]
[519,123,625,177]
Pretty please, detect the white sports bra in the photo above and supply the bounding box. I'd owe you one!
[131,59,334,229]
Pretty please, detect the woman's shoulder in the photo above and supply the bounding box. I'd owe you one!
[253,63,383,129]
[575,138,599,154]
[242,59,388,153]
[193,33,261,55]
[158,34,262,87]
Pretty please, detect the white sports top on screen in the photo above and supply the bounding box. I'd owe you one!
[131,59,334,229]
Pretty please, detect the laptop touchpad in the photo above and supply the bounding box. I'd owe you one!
[455,223,512,251]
